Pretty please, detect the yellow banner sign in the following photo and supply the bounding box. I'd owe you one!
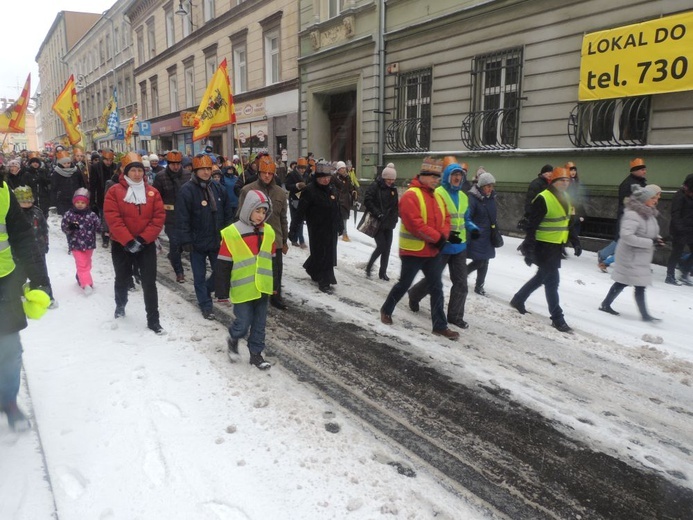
[579,11,693,101]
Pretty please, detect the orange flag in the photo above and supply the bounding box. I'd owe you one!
[0,74,31,133]
[125,113,137,142]
[192,58,235,142]
[52,75,82,145]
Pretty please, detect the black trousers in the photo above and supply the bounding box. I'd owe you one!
[112,241,159,326]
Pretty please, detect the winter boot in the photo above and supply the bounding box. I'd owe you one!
[365,263,373,278]
[114,305,126,318]
[665,274,681,286]
[3,402,30,432]
[249,353,271,370]
[634,288,660,322]
[551,318,573,333]
[407,291,420,312]
[342,234,351,242]
[148,322,165,335]
[599,284,624,316]
[510,296,528,315]
[474,285,486,296]
[679,272,693,286]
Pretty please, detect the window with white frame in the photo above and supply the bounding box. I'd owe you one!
[205,55,217,84]
[106,34,111,60]
[395,68,432,150]
[328,0,342,18]
[165,9,175,48]
[125,77,131,106]
[181,1,192,38]
[151,78,159,117]
[169,73,179,112]
[203,0,215,22]
[114,27,120,53]
[233,45,247,94]
[136,29,145,64]
[147,20,156,59]
[264,29,280,86]
[140,82,148,119]
[185,65,195,107]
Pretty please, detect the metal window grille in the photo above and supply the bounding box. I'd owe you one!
[461,48,523,150]
[568,96,650,147]
[386,68,432,152]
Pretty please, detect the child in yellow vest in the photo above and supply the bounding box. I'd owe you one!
[217,190,275,369]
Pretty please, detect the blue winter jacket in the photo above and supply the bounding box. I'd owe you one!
[439,163,478,255]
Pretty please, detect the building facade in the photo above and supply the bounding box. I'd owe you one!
[65,0,138,152]
[125,0,300,159]
[299,0,693,238]
[35,11,102,149]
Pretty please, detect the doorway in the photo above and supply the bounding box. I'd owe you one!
[328,91,356,167]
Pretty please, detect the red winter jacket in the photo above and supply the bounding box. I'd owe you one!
[398,177,450,258]
[104,174,165,246]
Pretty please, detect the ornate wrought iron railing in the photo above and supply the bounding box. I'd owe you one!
[568,96,650,148]
[385,118,430,153]
[460,107,519,150]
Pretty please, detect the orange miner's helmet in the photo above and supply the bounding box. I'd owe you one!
[166,150,183,163]
[549,167,570,183]
[258,155,276,174]
[120,152,143,174]
[630,158,646,171]
[192,154,214,170]
[297,157,308,168]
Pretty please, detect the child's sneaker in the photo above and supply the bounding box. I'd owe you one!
[249,353,271,370]
[83,285,94,296]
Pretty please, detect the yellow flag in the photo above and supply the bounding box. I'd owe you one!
[52,75,82,145]
[125,113,137,142]
[0,74,31,133]
[192,58,235,142]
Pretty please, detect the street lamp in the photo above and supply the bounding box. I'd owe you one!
[175,1,196,16]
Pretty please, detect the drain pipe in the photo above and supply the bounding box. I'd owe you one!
[376,0,386,171]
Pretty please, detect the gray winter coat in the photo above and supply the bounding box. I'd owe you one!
[612,197,659,287]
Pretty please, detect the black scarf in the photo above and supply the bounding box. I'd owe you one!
[192,174,217,212]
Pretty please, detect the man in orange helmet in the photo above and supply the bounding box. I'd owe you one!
[176,154,234,320]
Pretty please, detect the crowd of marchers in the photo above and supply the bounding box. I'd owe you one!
[1,146,693,431]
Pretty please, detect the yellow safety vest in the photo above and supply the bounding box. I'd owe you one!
[399,187,445,251]
[534,190,570,244]
[0,183,17,278]
[221,223,275,304]
[435,187,468,242]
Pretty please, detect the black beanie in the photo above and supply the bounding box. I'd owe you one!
[540,164,554,174]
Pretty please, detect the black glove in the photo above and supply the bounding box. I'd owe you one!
[433,235,447,249]
[68,222,80,231]
[182,243,194,253]
[448,231,462,244]
[573,244,583,257]
[517,216,529,231]
[524,254,535,267]
[125,240,144,254]
[470,229,480,240]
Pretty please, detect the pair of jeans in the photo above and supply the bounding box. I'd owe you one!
[409,251,468,323]
[190,249,217,313]
[288,204,305,244]
[367,228,393,277]
[381,254,447,331]
[164,225,183,276]
[666,241,693,277]
[513,264,563,321]
[598,240,617,263]
[72,249,94,288]
[229,295,269,354]
[112,242,160,326]
[0,332,23,408]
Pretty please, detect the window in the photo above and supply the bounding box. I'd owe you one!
[233,45,247,93]
[181,2,192,38]
[114,27,120,53]
[165,9,175,48]
[106,34,111,60]
[568,96,650,147]
[125,77,132,106]
[136,29,145,65]
[147,20,156,59]
[328,0,342,18]
[386,68,431,152]
[151,78,159,117]
[99,39,105,62]
[185,65,195,107]
[140,82,148,119]
[203,0,215,22]
[205,55,217,84]
[264,30,280,85]
[462,47,523,150]
[169,73,179,112]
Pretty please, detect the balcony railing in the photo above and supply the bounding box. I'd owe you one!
[385,118,430,153]
[567,97,650,148]
[460,107,519,150]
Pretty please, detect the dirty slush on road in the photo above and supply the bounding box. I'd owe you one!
[158,260,693,519]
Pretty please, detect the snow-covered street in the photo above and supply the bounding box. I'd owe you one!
[2,213,692,519]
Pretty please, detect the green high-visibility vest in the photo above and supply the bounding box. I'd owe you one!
[0,183,16,278]
[221,224,275,304]
[399,187,445,251]
[534,190,570,244]
[435,187,468,242]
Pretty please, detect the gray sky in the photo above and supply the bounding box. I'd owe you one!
[0,0,115,101]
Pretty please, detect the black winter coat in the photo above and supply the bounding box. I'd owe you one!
[668,187,693,243]
[89,160,118,210]
[523,175,549,217]
[296,180,343,278]
[364,178,398,230]
[153,166,192,229]
[176,176,234,252]
[51,166,85,215]
[1,181,51,335]
[467,185,497,261]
